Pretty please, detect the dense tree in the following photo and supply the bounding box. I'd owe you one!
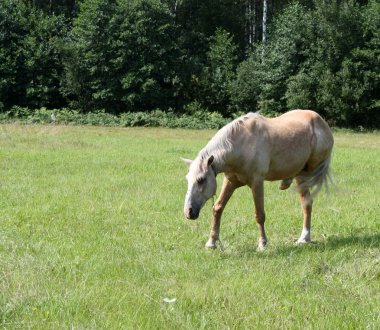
[62,0,181,113]
[232,0,379,127]
[286,0,379,126]
[27,0,80,17]
[197,28,238,116]
[232,2,310,113]
[0,0,378,127]
[0,1,68,110]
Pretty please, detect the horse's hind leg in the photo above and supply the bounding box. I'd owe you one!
[295,177,313,244]
[205,176,240,249]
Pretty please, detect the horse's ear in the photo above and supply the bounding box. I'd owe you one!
[181,158,193,167]
[207,155,214,167]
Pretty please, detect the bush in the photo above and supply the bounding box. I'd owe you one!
[1,107,231,129]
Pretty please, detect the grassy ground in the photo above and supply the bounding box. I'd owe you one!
[0,124,379,329]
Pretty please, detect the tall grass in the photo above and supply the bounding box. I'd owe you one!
[0,124,379,328]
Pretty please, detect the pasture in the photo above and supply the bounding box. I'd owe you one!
[0,124,379,329]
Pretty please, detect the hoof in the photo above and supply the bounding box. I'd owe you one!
[205,239,217,249]
[296,229,311,244]
[257,239,267,252]
[296,238,311,245]
[257,244,266,252]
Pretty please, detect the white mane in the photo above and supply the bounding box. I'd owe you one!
[198,112,260,169]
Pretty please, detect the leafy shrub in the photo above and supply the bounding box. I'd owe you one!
[1,107,231,129]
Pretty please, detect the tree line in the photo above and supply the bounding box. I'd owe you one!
[1,0,379,127]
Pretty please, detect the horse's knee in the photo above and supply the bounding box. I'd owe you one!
[213,203,224,217]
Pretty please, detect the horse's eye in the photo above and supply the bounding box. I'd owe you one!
[196,177,206,185]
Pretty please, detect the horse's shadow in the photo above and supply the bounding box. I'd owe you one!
[323,233,379,249]
[269,233,380,256]
[222,233,380,258]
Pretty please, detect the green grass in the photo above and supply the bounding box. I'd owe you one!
[0,124,379,329]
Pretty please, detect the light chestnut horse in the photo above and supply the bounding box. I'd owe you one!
[182,110,333,251]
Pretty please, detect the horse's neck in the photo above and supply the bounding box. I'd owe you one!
[200,116,249,174]
[202,114,260,175]
[202,139,234,174]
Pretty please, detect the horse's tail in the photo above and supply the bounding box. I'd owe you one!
[299,155,333,197]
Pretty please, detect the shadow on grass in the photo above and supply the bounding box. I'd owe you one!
[217,233,380,259]
[267,233,380,257]
[324,233,379,249]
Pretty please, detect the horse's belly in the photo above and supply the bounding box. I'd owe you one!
[265,167,303,181]
[265,156,309,181]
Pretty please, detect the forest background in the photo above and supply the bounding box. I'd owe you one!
[0,0,379,128]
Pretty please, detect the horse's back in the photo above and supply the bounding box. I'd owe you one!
[270,109,323,125]
[268,109,332,145]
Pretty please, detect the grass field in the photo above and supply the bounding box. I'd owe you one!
[0,124,379,329]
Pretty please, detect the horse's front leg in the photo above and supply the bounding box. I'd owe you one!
[205,176,239,249]
[251,178,267,251]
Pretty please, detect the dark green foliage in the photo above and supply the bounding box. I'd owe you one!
[62,0,181,113]
[0,0,379,127]
[232,2,310,114]
[288,0,379,127]
[195,28,238,116]
[232,0,380,127]
[27,0,79,17]
[0,1,68,110]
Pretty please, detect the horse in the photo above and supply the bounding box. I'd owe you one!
[182,109,334,251]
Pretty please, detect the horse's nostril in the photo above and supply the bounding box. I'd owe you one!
[184,207,198,220]
[189,208,199,220]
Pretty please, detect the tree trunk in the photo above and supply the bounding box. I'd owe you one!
[245,0,256,48]
[262,0,267,43]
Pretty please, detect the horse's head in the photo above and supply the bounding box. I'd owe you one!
[182,155,217,220]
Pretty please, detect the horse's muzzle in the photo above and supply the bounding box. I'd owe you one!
[184,207,199,220]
